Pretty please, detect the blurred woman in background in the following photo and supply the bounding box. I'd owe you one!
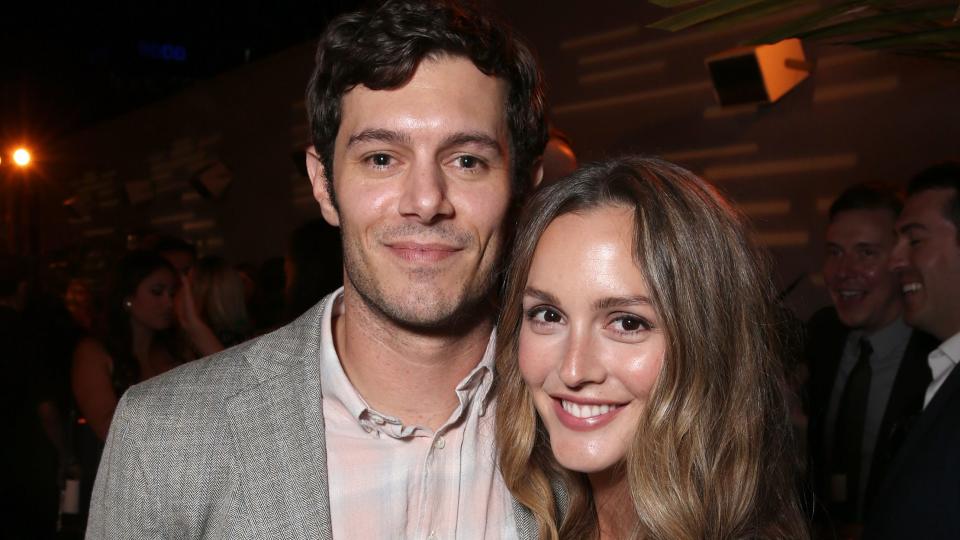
[72,250,180,441]
[176,255,253,357]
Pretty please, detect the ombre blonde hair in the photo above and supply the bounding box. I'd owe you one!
[495,156,807,539]
[191,256,252,348]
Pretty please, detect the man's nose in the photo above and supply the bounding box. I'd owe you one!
[889,235,908,274]
[397,162,454,224]
[837,254,861,278]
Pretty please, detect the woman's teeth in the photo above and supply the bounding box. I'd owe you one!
[561,400,619,418]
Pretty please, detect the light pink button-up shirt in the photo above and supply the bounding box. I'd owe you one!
[319,290,516,539]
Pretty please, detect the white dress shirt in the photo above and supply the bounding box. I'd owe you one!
[924,331,960,408]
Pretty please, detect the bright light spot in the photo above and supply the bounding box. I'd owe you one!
[13,148,31,167]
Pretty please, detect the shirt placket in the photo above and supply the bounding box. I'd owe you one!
[414,428,452,540]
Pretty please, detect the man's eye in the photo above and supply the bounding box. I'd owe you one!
[453,155,486,171]
[368,154,392,168]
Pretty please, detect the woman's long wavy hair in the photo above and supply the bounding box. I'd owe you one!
[190,256,252,348]
[495,156,807,539]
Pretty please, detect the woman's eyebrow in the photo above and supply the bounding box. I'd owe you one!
[523,286,560,305]
[594,295,651,310]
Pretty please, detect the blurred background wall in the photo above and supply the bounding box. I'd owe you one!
[21,0,960,319]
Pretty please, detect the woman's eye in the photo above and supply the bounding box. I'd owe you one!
[526,306,562,325]
[610,315,649,333]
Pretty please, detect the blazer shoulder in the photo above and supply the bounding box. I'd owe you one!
[906,329,939,358]
[804,306,848,378]
[805,306,844,338]
[137,295,330,391]
[122,296,331,418]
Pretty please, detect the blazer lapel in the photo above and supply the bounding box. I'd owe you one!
[880,360,960,488]
[873,332,935,456]
[225,321,333,540]
[511,477,570,539]
[513,498,537,540]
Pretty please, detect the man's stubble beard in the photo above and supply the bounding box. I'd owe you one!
[340,226,502,336]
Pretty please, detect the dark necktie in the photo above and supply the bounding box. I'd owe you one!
[833,338,873,520]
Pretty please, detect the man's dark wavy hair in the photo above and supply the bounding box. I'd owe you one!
[907,161,960,232]
[305,0,548,205]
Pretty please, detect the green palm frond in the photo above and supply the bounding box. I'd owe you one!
[647,0,960,61]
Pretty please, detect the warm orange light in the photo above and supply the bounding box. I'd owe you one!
[13,148,31,167]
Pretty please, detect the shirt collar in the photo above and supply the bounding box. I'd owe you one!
[318,288,496,439]
[862,316,912,358]
[933,330,960,366]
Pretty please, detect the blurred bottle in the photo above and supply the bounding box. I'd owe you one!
[57,411,84,538]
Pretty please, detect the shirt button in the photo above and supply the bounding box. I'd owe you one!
[433,436,445,450]
[428,532,438,540]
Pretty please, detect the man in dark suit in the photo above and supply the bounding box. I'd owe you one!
[864,162,960,539]
[806,183,936,535]
[0,256,62,539]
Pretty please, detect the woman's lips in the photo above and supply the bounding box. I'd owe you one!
[551,397,626,431]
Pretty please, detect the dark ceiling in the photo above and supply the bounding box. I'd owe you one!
[0,0,361,145]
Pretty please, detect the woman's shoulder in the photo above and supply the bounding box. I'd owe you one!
[71,336,116,392]
[73,336,112,365]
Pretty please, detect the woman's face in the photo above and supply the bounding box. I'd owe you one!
[128,268,177,331]
[519,206,665,474]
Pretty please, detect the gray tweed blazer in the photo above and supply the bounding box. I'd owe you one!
[86,297,548,539]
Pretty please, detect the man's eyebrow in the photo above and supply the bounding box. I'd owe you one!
[523,287,561,306]
[594,295,652,310]
[441,132,504,157]
[899,222,926,234]
[346,129,412,148]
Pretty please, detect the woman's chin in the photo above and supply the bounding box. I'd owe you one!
[550,442,624,475]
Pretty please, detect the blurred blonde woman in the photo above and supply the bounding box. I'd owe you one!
[177,256,252,358]
[495,156,807,539]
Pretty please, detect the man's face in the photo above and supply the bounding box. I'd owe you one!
[891,188,960,340]
[823,208,901,333]
[314,56,512,330]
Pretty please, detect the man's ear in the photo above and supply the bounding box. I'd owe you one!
[306,147,340,227]
[531,157,545,188]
